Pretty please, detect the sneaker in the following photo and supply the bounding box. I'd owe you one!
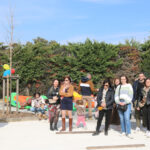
[135,127,140,132]
[146,131,150,138]
[127,134,134,139]
[121,132,126,136]
[142,127,147,132]
[83,125,88,130]
[88,117,93,120]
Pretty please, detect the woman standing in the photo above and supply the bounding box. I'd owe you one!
[115,75,133,138]
[59,76,74,131]
[47,79,60,131]
[140,78,150,137]
[92,80,114,136]
[110,78,120,125]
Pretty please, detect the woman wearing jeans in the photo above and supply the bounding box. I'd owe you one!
[115,75,133,138]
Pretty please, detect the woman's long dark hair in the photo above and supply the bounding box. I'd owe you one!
[120,75,129,84]
[102,79,112,88]
[52,79,60,87]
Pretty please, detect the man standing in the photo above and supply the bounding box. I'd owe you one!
[78,73,98,119]
[133,73,146,131]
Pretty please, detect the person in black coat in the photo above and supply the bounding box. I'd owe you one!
[46,79,60,131]
[92,79,114,136]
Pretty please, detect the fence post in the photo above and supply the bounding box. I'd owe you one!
[16,76,19,113]
[2,78,5,115]
[6,76,9,114]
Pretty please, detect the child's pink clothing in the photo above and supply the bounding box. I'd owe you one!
[76,116,86,127]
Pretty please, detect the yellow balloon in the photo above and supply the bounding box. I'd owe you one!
[3,64,10,70]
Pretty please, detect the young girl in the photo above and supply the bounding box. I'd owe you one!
[75,100,86,128]
[30,93,47,120]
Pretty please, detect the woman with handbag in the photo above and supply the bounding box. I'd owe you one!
[59,76,74,131]
[47,79,60,131]
[115,75,133,138]
[92,79,114,136]
[140,78,150,137]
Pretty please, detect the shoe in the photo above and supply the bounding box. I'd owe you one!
[43,114,47,120]
[135,127,140,132]
[146,131,150,138]
[60,118,66,132]
[121,132,126,136]
[104,131,108,136]
[84,125,88,130]
[88,117,93,120]
[50,124,54,131]
[69,118,73,132]
[142,127,147,132]
[38,113,42,120]
[127,134,134,139]
[92,131,99,136]
[54,124,58,131]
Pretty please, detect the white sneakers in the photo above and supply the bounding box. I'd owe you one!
[135,127,140,132]
[127,134,134,139]
[120,132,134,139]
[121,132,126,136]
[146,131,150,138]
[142,127,147,132]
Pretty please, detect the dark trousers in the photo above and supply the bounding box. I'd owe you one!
[96,109,112,132]
[142,105,150,131]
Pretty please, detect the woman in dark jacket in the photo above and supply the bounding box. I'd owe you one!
[47,79,60,131]
[139,78,150,137]
[92,79,114,136]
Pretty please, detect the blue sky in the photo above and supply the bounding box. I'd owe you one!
[0,0,150,44]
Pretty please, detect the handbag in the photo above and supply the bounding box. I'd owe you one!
[48,99,57,104]
[117,85,127,112]
[138,97,146,108]
[117,103,127,112]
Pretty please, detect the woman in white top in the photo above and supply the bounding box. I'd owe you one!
[115,75,133,138]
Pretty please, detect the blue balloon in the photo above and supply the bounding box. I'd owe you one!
[3,70,10,77]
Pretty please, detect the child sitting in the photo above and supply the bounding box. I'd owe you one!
[30,92,47,120]
[75,100,87,129]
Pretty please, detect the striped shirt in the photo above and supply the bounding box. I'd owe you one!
[115,84,133,104]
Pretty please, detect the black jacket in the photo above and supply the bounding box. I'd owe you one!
[139,88,150,106]
[97,87,114,110]
[132,80,144,103]
[146,90,150,105]
[46,86,60,105]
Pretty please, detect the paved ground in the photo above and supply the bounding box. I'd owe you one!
[0,99,149,150]
[0,116,150,150]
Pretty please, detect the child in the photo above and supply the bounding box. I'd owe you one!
[75,100,87,129]
[38,103,47,120]
[30,93,47,120]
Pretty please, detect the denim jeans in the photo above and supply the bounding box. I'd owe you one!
[30,106,47,114]
[118,104,131,135]
[30,107,41,113]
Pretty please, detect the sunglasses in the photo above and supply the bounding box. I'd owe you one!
[65,80,69,81]
[104,84,109,87]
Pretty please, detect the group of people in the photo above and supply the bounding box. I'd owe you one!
[27,73,150,138]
